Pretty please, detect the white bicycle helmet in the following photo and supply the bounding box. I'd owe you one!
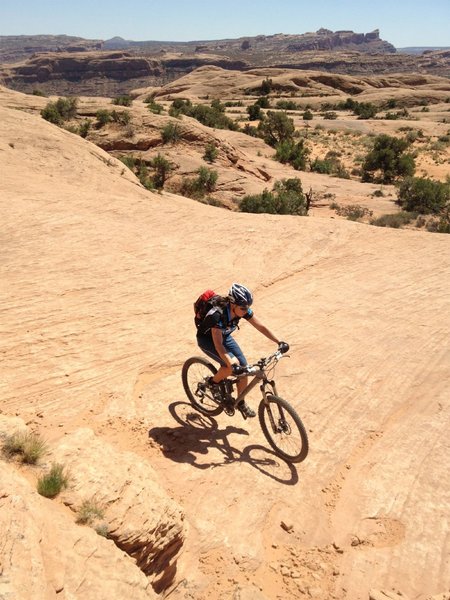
[228,283,253,306]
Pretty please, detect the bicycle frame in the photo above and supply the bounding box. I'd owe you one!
[227,365,279,406]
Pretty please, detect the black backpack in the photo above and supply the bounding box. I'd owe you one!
[194,289,222,329]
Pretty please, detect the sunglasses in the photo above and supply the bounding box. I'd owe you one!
[235,304,249,311]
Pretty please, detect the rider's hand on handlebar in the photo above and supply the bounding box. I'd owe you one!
[278,341,289,354]
[232,364,247,375]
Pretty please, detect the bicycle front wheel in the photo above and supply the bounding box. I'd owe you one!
[181,356,223,416]
[258,395,308,463]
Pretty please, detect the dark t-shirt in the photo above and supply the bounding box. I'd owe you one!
[197,304,253,338]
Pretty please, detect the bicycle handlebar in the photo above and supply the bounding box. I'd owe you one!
[232,349,287,376]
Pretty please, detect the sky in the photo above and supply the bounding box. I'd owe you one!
[1,0,449,48]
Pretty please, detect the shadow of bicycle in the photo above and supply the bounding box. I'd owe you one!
[148,401,299,485]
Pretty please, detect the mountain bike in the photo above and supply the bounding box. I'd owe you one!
[181,349,309,463]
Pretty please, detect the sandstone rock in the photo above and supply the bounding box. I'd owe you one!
[0,460,156,600]
[53,428,186,592]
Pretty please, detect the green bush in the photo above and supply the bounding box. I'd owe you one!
[150,153,172,189]
[55,97,78,120]
[275,138,310,171]
[96,109,112,127]
[181,167,218,199]
[203,143,219,163]
[240,178,307,215]
[276,100,299,111]
[247,103,262,121]
[255,97,270,109]
[162,122,181,144]
[322,111,337,120]
[110,110,131,125]
[78,120,91,138]
[303,109,313,121]
[259,111,295,147]
[112,95,132,107]
[41,97,78,125]
[370,212,417,228]
[362,134,415,184]
[37,463,69,498]
[397,177,450,214]
[168,99,238,130]
[146,98,164,114]
[260,77,273,95]
[310,158,334,174]
[332,204,373,221]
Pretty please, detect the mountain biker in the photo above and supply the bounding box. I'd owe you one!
[196,283,289,418]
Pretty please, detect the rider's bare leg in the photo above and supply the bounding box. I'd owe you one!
[236,375,248,400]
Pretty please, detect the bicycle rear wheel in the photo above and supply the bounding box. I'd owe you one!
[181,356,224,416]
[258,395,308,463]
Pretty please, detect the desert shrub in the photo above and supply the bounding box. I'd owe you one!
[76,498,105,525]
[255,96,270,109]
[203,142,218,163]
[162,122,181,144]
[372,189,385,197]
[310,158,334,174]
[2,431,47,464]
[136,161,154,190]
[276,100,299,111]
[181,167,218,199]
[259,110,295,147]
[384,98,398,109]
[146,98,164,114]
[78,120,91,138]
[362,134,415,184]
[110,110,131,125]
[354,102,378,120]
[41,97,78,125]
[275,138,310,170]
[370,212,417,228]
[303,109,313,120]
[149,153,172,189]
[112,95,132,107]
[336,98,378,119]
[55,97,78,120]
[32,89,46,97]
[96,109,112,127]
[247,103,262,121]
[405,129,424,144]
[242,124,260,137]
[322,111,337,120]
[332,203,373,221]
[37,463,69,498]
[260,77,273,95]
[41,103,63,125]
[311,152,349,178]
[119,155,137,170]
[428,210,450,233]
[191,103,239,130]
[240,178,307,216]
[397,177,450,214]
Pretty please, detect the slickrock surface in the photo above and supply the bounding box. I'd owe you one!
[0,421,157,600]
[1,88,449,599]
[54,428,185,592]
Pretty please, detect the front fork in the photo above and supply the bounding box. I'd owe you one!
[261,379,280,432]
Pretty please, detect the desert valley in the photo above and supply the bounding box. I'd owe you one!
[0,29,449,600]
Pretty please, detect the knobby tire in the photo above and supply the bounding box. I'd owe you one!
[258,394,309,463]
[181,356,224,416]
